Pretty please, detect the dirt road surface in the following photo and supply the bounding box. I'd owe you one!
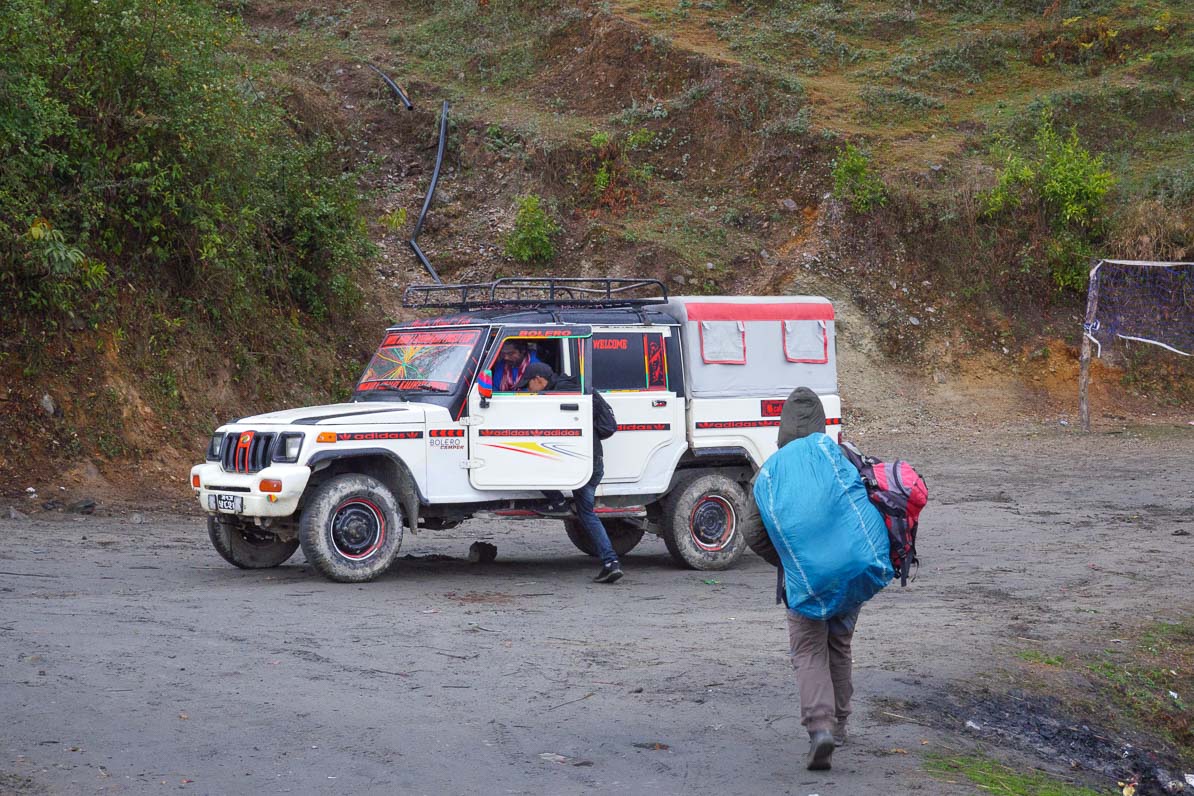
[2,427,1192,795]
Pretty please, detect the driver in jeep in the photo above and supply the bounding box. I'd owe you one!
[493,339,540,392]
[519,362,623,584]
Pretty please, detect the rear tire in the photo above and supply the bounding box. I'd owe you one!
[207,515,299,569]
[563,519,645,558]
[660,472,749,570]
[299,474,403,583]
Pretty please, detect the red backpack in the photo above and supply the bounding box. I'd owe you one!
[840,442,929,586]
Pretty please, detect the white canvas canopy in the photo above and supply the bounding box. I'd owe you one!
[666,296,838,398]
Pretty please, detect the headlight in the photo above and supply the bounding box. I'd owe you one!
[273,432,304,463]
[205,433,225,461]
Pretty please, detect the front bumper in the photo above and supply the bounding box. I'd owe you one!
[190,462,311,518]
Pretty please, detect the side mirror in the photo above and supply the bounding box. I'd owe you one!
[478,369,493,407]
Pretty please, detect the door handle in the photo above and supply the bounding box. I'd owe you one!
[560,403,579,411]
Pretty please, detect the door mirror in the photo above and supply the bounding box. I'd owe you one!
[478,368,493,407]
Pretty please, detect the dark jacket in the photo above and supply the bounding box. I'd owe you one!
[548,375,611,459]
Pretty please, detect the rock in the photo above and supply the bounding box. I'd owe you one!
[131,513,146,525]
[41,499,63,511]
[40,394,56,415]
[7,507,29,521]
[760,249,778,266]
[66,498,97,515]
[705,262,715,271]
[468,541,497,564]
[672,274,687,286]
[780,198,798,212]
[908,317,920,326]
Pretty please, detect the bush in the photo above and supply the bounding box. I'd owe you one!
[0,0,374,327]
[831,143,888,212]
[504,195,560,264]
[982,109,1114,289]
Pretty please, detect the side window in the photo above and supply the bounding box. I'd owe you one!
[489,336,579,392]
[592,333,668,391]
[699,321,746,364]
[782,320,828,363]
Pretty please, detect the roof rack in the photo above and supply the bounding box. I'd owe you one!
[402,277,670,310]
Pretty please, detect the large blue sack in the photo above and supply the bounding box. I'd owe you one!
[753,433,893,620]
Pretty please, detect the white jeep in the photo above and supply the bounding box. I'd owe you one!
[190,279,841,582]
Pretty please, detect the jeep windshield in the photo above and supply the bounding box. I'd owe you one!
[354,328,483,400]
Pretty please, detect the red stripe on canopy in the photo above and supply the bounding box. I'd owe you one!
[684,302,834,322]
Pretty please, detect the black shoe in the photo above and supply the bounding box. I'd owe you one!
[594,565,623,584]
[806,730,834,771]
[535,500,572,518]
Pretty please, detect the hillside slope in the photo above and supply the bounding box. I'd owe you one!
[1,0,1191,495]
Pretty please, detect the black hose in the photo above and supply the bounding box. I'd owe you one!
[409,100,449,284]
[365,63,413,110]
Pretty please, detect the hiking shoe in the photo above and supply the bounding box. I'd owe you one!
[535,500,572,518]
[594,565,624,584]
[806,730,834,771]
[833,722,847,747]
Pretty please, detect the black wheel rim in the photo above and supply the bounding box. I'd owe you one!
[330,498,386,561]
[689,495,736,552]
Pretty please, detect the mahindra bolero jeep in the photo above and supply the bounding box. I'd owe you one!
[190,278,841,582]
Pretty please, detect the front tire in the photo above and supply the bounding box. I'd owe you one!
[299,474,403,583]
[563,518,645,558]
[660,472,749,570]
[207,515,299,569]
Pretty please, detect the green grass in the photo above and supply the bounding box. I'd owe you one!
[925,753,1108,796]
[1085,618,1194,755]
[1016,649,1066,666]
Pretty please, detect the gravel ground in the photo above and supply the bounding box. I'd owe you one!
[1,426,1191,795]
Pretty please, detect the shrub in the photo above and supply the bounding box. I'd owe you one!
[982,109,1114,289]
[831,143,888,213]
[594,163,613,194]
[626,128,659,151]
[0,0,374,327]
[504,195,560,264]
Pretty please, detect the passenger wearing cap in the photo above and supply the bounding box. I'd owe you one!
[515,362,559,393]
[520,363,624,584]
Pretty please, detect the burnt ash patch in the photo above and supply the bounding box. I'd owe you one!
[910,689,1189,795]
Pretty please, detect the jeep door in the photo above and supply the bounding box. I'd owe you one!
[589,327,686,491]
[466,325,594,490]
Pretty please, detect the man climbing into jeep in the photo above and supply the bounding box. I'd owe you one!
[520,362,624,584]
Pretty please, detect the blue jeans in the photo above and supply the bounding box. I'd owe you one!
[574,458,617,567]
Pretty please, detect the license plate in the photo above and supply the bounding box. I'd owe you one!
[211,494,243,513]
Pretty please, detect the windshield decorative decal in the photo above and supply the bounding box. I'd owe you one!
[358,329,481,392]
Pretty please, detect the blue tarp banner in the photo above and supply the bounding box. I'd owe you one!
[753,434,892,619]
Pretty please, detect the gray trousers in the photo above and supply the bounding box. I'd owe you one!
[786,607,860,734]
